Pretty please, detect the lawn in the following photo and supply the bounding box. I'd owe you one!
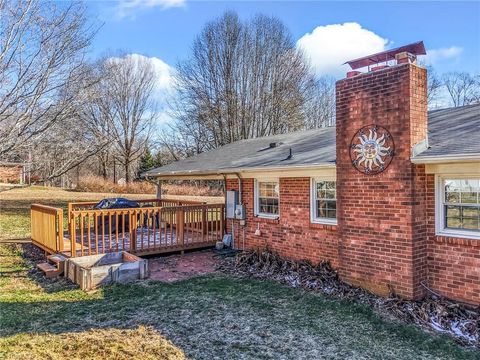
[0,186,222,240]
[0,186,478,359]
[1,244,478,360]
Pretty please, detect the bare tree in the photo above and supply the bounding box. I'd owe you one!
[95,55,158,183]
[30,111,110,183]
[168,11,316,155]
[425,65,443,107]
[77,63,115,180]
[443,72,480,107]
[0,0,95,157]
[28,65,113,183]
[303,76,336,128]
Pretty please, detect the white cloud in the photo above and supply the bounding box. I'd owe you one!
[115,0,185,19]
[424,46,463,65]
[296,22,389,77]
[110,53,174,94]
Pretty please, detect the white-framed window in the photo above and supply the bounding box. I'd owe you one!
[311,178,337,225]
[436,176,480,239]
[254,179,280,218]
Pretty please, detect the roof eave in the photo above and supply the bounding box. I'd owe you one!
[143,162,336,179]
[411,153,480,164]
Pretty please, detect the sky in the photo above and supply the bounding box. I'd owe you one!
[86,0,480,115]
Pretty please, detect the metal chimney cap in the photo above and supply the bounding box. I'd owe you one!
[344,41,426,70]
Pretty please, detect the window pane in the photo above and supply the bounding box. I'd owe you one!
[443,179,480,232]
[314,181,336,220]
[446,217,462,229]
[446,206,461,217]
[463,207,479,218]
[317,199,326,218]
[326,209,336,219]
[461,179,480,191]
[445,180,462,192]
[259,182,278,198]
[445,204,480,231]
[463,218,479,230]
[257,181,279,215]
[325,189,336,199]
[325,181,336,190]
[461,192,478,204]
[445,192,460,203]
[326,200,336,211]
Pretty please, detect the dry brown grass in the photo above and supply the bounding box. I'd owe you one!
[0,326,185,360]
[75,175,223,197]
[75,175,156,194]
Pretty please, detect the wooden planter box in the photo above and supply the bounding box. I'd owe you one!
[66,251,148,290]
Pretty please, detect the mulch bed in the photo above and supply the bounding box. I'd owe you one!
[218,249,480,348]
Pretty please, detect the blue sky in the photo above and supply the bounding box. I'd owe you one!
[88,1,480,76]
[85,1,479,117]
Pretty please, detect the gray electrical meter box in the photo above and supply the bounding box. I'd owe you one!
[235,204,245,220]
[226,190,238,219]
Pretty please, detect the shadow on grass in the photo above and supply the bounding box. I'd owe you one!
[1,244,479,360]
[2,275,480,360]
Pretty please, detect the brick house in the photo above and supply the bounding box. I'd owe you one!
[145,43,480,305]
[0,162,27,184]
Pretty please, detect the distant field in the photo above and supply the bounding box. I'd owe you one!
[0,186,223,240]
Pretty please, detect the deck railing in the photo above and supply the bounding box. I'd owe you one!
[67,199,206,225]
[31,204,64,254]
[68,203,224,257]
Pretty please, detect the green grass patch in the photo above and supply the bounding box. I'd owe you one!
[0,244,478,359]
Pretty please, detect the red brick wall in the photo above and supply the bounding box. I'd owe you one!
[226,178,339,267]
[335,64,428,298]
[425,174,480,304]
[221,63,480,305]
[0,166,22,184]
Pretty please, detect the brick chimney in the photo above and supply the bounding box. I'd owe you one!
[335,43,428,299]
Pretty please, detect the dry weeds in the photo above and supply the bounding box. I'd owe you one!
[0,326,185,360]
[75,175,223,197]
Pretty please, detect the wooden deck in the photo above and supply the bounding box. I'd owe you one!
[31,200,225,258]
[61,226,221,257]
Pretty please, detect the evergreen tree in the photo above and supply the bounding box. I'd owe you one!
[138,149,156,177]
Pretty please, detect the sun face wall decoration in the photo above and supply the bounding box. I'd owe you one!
[349,125,395,175]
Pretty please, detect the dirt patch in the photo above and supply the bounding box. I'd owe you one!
[149,250,224,282]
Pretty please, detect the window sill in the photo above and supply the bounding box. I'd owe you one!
[436,229,480,241]
[309,222,337,231]
[254,215,280,223]
[311,219,337,226]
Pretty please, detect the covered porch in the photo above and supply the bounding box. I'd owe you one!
[31,198,225,258]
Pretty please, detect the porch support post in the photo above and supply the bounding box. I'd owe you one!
[156,180,162,200]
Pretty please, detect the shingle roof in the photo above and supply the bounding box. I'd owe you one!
[144,127,336,177]
[144,103,480,178]
[412,103,480,161]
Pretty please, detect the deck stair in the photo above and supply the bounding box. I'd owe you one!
[37,254,67,278]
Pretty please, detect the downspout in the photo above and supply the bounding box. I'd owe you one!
[222,174,227,236]
[233,172,243,205]
[232,172,244,250]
